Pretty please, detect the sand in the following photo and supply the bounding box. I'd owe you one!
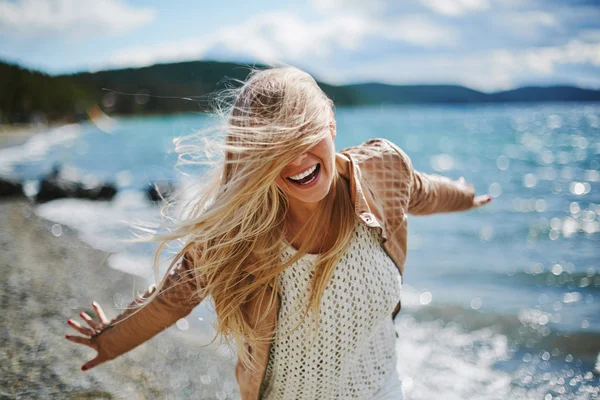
[0,124,56,149]
[0,199,239,400]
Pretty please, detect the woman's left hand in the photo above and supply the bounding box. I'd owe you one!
[458,177,492,209]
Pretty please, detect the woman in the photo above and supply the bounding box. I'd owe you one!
[65,66,492,399]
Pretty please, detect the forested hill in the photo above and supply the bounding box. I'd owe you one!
[0,61,95,123]
[350,83,600,104]
[66,61,361,115]
[2,59,600,123]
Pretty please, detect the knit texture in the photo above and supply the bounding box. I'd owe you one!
[259,220,402,400]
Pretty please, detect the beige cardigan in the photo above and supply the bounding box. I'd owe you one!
[93,138,476,400]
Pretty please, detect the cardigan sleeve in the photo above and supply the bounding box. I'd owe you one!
[385,139,475,216]
[92,252,207,361]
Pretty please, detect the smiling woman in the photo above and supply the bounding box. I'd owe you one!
[275,130,338,243]
[64,65,490,400]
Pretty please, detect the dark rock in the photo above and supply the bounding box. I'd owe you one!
[35,167,117,203]
[77,184,117,201]
[36,176,79,202]
[146,181,176,203]
[0,177,25,198]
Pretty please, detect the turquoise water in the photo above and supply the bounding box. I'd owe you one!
[3,103,599,398]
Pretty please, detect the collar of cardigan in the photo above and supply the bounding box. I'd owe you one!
[336,152,386,238]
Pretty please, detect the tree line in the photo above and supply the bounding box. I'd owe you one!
[1,59,599,124]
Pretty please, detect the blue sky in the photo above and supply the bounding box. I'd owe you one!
[1,0,600,92]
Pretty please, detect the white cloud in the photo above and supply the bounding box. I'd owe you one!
[315,40,600,91]
[315,52,518,91]
[420,0,490,16]
[511,11,557,27]
[494,11,558,41]
[0,0,155,37]
[524,40,600,73]
[376,16,458,47]
[107,12,457,69]
[578,29,600,43]
[458,41,600,89]
[573,75,600,90]
[313,0,491,16]
[312,0,388,14]
[108,13,369,68]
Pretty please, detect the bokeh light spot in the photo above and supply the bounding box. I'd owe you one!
[489,182,502,198]
[569,182,586,195]
[51,224,63,237]
[524,174,537,188]
[496,155,510,170]
[419,291,432,305]
[176,318,189,331]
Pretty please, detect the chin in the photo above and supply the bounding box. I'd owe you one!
[292,180,331,203]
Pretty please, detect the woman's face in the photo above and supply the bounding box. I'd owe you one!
[275,119,337,207]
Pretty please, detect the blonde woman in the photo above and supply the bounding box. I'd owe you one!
[65,66,492,399]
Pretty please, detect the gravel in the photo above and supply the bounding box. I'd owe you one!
[0,199,240,400]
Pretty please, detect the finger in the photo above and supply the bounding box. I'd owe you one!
[67,319,94,336]
[92,301,109,325]
[79,311,99,330]
[65,334,96,350]
[82,355,106,372]
[473,195,492,207]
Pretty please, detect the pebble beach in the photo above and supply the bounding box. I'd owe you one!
[0,199,240,400]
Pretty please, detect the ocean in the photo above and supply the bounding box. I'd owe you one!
[1,103,599,399]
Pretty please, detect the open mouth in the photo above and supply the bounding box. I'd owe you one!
[287,163,320,186]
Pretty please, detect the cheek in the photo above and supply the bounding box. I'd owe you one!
[315,138,334,153]
[275,176,285,190]
[320,150,336,175]
[275,175,298,198]
[306,142,333,167]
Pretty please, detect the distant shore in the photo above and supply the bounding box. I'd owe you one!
[0,199,239,399]
[3,58,600,127]
[0,123,65,149]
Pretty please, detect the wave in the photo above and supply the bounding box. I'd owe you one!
[424,268,600,294]
[393,312,599,400]
[0,124,82,176]
[399,288,600,362]
[507,270,600,293]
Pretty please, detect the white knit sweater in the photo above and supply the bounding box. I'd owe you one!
[259,221,402,400]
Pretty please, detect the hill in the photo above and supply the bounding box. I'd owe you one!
[0,61,93,123]
[66,61,360,116]
[350,83,600,104]
[1,59,599,123]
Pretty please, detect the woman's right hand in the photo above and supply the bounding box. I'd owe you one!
[65,301,112,371]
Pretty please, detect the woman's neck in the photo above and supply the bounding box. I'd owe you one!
[285,173,338,226]
[284,180,338,254]
[286,198,320,227]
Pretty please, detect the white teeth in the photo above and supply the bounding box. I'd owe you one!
[300,174,317,185]
[289,165,317,181]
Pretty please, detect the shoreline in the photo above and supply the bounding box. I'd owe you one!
[0,123,68,149]
[0,199,239,399]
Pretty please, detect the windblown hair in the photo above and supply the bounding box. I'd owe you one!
[142,66,356,372]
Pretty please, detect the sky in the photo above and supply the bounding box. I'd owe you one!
[1,0,600,92]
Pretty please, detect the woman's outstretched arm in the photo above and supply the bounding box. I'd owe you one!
[385,139,491,215]
[407,169,491,215]
[65,253,207,371]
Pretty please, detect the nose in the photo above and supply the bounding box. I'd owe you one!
[289,152,308,167]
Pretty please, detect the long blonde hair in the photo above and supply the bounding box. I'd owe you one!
[143,65,356,371]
